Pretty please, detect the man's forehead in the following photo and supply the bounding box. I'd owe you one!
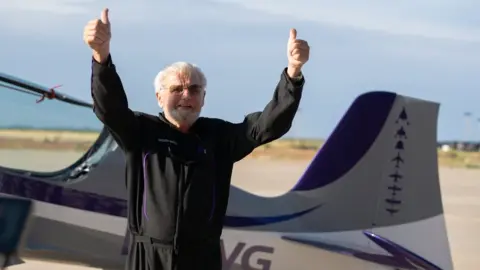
[167,72,202,86]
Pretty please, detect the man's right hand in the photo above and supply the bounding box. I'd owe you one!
[83,8,111,63]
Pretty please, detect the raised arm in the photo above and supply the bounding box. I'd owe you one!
[225,28,310,161]
[226,69,305,161]
[84,8,139,151]
[91,55,139,151]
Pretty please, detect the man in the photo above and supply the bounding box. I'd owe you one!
[83,8,309,270]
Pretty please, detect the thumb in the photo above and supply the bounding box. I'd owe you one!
[289,28,297,41]
[101,8,110,24]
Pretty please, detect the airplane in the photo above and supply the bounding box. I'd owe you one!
[0,72,454,270]
[391,153,404,168]
[388,172,403,182]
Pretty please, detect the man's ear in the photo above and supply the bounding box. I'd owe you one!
[156,91,163,108]
[201,90,206,107]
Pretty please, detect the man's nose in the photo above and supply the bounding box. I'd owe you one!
[181,88,193,98]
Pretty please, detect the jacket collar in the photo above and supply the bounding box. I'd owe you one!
[158,112,202,133]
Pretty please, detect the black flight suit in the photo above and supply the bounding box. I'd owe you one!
[90,54,305,270]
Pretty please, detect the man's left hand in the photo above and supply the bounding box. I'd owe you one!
[287,28,310,78]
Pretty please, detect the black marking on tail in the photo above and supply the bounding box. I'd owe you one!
[389,172,402,182]
[395,141,404,150]
[394,127,407,139]
[395,108,410,125]
[386,209,400,215]
[386,106,410,215]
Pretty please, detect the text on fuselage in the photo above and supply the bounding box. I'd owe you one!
[221,239,275,270]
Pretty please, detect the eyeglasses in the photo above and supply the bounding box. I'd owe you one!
[168,84,204,96]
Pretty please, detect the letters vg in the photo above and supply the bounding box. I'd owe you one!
[221,239,275,270]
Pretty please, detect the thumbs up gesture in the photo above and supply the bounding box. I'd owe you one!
[287,28,310,73]
[83,8,111,63]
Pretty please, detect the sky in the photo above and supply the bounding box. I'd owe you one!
[0,0,479,140]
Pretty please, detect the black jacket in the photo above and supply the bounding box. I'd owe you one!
[90,55,304,268]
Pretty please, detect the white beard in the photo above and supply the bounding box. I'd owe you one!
[170,107,200,126]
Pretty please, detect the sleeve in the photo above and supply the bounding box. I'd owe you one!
[225,67,305,162]
[91,54,140,151]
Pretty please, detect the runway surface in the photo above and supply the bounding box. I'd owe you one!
[0,150,478,269]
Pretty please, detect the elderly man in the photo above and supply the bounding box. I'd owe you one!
[83,8,310,270]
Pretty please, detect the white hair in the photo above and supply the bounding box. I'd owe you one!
[153,62,207,93]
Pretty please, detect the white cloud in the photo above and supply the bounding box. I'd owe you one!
[2,0,479,44]
[213,0,480,42]
[0,0,286,29]
[0,0,96,15]
[0,0,99,34]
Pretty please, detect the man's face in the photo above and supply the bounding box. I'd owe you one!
[156,71,205,127]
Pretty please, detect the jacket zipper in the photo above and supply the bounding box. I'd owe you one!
[142,152,151,221]
[173,164,185,255]
[198,143,216,222]
[209,183,216,221]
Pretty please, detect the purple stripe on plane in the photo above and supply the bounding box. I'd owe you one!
[363,231,443,270]
[0,168,321,229]
[0,170,128,218]
[282,235,409,268]
[292,91,397,191]
[223,204,322,227]
[282,231,443,270]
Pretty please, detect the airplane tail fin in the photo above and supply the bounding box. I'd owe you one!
[288,91,446,229]
[285,91,453,269]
